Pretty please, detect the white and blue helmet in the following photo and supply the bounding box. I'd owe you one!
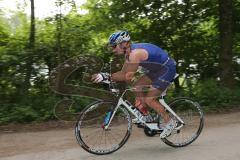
[108,31,130,46]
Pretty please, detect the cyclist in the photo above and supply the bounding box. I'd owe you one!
[91,31,177,138]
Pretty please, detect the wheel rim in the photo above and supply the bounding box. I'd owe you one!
[163,98,204,147]
[75,102,132,154]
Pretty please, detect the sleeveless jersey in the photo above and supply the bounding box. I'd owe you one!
[131,43,169,72]
[131,43,169,64]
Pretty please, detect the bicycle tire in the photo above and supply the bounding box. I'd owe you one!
[161,97,204,147]
[75,101,132,155]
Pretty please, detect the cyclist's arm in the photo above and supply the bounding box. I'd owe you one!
[111,61,129,81]
[124,50,142,81]
[111,49,145,81]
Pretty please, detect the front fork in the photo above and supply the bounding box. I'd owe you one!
[101,101,121,130]
[101,110,113,129]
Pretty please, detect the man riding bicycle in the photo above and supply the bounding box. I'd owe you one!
[91,31,177,138]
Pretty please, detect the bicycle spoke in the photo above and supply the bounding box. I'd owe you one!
[75,101,132,155]
[162,98,204,147]
[81,129,99,138]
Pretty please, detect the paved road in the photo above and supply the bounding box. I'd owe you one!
[1,112,240,160]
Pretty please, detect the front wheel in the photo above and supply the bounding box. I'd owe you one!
[75,101,132,155]
[162,97,204,147]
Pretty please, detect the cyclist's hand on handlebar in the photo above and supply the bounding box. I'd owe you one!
[91,72,110,83]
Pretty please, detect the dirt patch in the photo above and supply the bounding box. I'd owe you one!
[0,121,75,134]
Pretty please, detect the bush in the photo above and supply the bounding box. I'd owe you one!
[1,79,239,125]
[193,79,240,112]
[0,93,94,125]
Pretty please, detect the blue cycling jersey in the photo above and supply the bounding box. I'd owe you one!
[130,43,176,90]
[131,43,169,64]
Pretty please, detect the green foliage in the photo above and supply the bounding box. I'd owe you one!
[194,79,240,112]
[0,90,55,124]
[0,92,93,124]
[0,0,239,124]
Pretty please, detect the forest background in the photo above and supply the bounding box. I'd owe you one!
[0,0,239,124]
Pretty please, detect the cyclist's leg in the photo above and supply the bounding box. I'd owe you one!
[144,86,177,138]
[131,75,152,115]
[144,61,176,122]
[132,75,152,103]
[143,86,170,122]
[144,64,177,137]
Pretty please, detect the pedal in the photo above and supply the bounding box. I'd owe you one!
[137,123,144,128]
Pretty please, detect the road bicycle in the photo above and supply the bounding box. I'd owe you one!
[75,73,204,155]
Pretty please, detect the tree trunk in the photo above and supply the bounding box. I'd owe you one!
[21,0,35,96]
[56,0,64,91]
[218,0,235,88]
[173,0,190,93]
[29,0,35,49]
[71,0,77,12]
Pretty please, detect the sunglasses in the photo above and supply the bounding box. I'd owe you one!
[111,45,117,49]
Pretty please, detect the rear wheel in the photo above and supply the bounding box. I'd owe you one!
[75,101,132,155]
[161,97,204,147]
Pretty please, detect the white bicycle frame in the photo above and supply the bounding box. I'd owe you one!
[104,88,185,130]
